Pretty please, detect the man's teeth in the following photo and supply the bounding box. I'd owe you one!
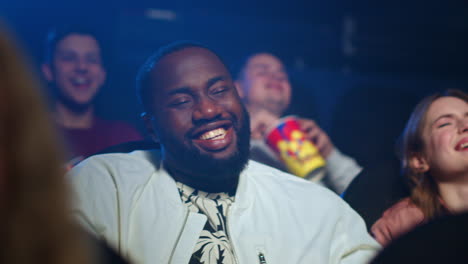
[200,128,226,140]
[461,142,468,149]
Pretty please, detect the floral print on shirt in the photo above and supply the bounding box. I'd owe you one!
[176,182,236,264]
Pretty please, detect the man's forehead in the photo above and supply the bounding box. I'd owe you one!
[150,47,232,92]
[56,34,100,52]
[169,47,223,64]
[246,53,284,71]
[158,47,227,73]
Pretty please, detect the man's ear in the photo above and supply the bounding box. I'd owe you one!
[409,153,430,173]
[234,81,244,99]
[141,112,159,142]
[41,63,53,82]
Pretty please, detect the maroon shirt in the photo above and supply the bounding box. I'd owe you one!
[59,118,142,163]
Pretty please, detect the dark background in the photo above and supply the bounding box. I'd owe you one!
[2,0,467,167]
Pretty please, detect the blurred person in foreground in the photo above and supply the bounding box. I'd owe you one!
[41,25,141,165]
[68,41,379,264]
[0,24,93,264]
[371,89,468,246]
[235,52,361,194]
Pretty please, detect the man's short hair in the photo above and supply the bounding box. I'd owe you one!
[233,51,284,82]
[136,41,226,114]
[43,25,104,65]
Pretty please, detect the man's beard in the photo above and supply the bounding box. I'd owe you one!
[162,106,251,186]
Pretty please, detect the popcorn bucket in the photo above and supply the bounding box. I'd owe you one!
[265,116,326,178]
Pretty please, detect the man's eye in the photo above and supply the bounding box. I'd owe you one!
[59,55,76,62]
[212,86,228,95]
[169,98,191,107]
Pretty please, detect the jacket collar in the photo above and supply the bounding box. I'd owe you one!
[144,149,254,210]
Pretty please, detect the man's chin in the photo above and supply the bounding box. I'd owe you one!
[58,94,94,113]
[169,142,248,182]
[190,153,245,175]
[194,144,238,161]
[263,102,286,116]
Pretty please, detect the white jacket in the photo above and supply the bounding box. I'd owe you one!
[69,150,379,264]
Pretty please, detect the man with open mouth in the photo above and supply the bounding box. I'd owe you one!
[41,25,141,164]
[234,52,361,195]
[68,41,379,264]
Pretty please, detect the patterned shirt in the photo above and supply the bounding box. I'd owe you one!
[176,182,237,264]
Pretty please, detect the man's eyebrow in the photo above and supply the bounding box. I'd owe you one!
[166,76,229,96]
[166,87,193,96]
[250,63,285,73]
[250,64,271,71]
[206,75,229,88]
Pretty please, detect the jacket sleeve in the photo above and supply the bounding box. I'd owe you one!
[67,156,121,250]
[330,200,381,264]
[325,148,362,194]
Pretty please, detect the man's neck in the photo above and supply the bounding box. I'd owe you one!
[438,179,468,213]
[55,102,95,129]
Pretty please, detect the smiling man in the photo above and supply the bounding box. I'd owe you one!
[138,46,251,194]
[69,42,379,264]
[236,53,361,194]
[42,26,141,164]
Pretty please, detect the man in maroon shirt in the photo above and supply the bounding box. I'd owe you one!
[41,26,141,165]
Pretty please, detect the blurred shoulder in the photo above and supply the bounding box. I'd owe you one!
[78,149,158,168]
[69,150,161,187]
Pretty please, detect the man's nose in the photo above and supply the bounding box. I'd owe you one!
[74,58,89,72]
[265,72,275,80]
[192,97,222,123]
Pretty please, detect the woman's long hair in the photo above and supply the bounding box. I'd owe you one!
[0,24,90,263]
[399,89,468,219]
